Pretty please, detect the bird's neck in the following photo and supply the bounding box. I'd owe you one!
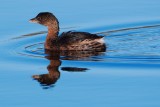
[45,26,59,50]
[47,27,59,39]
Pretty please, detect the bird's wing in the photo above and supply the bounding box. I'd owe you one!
[58,31,103,45]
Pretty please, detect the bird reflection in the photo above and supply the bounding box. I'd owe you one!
[32,49,105,89]
[32,50,61,88]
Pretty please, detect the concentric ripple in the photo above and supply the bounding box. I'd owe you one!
[13,24,160,64]
[105,25,160,63]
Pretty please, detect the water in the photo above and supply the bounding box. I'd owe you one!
[1,0,160,107]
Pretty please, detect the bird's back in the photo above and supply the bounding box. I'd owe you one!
[58,31,106,51]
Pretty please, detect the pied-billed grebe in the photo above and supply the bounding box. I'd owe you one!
[29,12,106,51]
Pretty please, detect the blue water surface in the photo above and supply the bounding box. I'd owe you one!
[0,0,160,107]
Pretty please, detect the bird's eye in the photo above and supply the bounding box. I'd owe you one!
[37,17,41,20]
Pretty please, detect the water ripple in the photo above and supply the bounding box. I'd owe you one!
[11,23,160,64]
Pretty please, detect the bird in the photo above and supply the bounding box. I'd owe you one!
[29,12,106,51]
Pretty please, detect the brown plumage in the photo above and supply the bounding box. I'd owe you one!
[29,12,106,51]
